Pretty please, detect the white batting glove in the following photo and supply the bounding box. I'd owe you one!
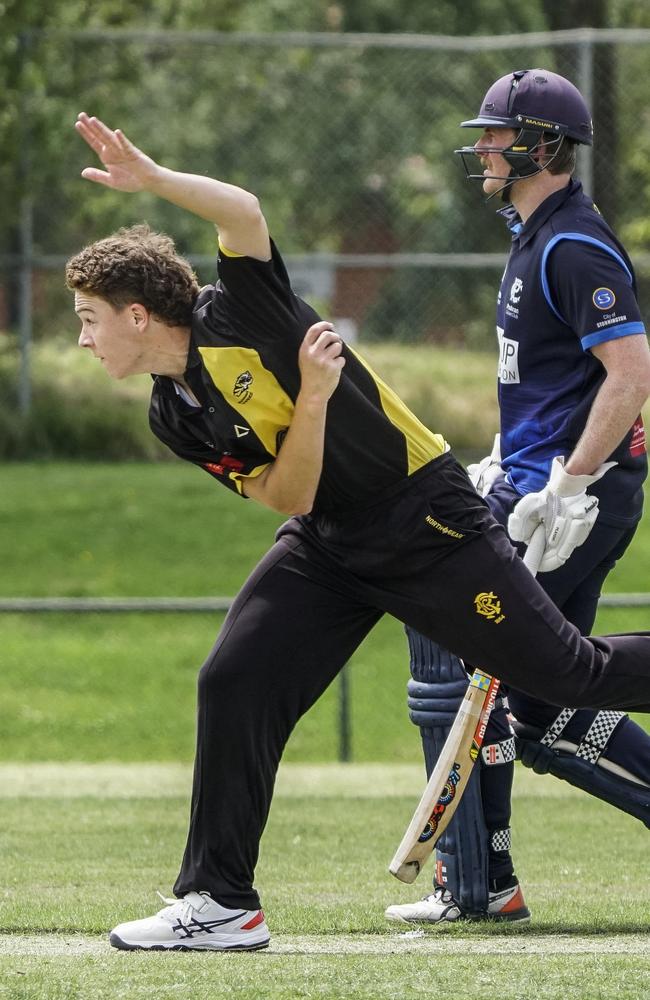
[507,456,616,573]
[467,433,503,497]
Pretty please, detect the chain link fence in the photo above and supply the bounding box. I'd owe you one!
[4,27,650,414]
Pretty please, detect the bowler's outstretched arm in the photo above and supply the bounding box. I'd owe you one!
[75,113,270,260]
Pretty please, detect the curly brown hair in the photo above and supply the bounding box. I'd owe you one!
[65,224,200,327]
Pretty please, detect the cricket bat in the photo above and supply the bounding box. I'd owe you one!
[389,524,546,884]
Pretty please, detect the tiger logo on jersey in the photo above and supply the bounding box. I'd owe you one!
[233,371,253,403]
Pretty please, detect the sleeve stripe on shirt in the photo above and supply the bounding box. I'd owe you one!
[540,232,634,324]
[581,320,646,351]
[218,239,245,259]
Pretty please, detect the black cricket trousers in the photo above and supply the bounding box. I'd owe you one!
[173,452,650,909]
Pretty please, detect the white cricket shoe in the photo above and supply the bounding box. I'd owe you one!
[385,881,530,925]
[109,891,270,951]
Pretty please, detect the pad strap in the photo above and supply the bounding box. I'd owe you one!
[490,827,511,853]
[540,708,577,747]
[514,716,650,829]
[576,711,625,764]
[539,707,625,764]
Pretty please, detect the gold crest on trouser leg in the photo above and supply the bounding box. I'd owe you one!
[474,591,505,624]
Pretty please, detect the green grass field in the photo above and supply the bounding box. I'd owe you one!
[1,765,650,999]
[1,463,649,997]
[1,463,648,762]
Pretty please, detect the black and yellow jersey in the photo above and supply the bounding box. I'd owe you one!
[149,240,447,513]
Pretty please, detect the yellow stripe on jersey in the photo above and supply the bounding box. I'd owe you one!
[235,462,273,495]
[199,346,294,460]
[349,347,447,474]
[218,240,245,258]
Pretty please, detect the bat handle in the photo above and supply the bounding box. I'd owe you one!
[522,522,546,576]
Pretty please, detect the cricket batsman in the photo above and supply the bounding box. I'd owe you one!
[386,69,650,927]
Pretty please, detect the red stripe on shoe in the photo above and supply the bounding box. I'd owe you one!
[241,910,265,930]
[499,887,526,914]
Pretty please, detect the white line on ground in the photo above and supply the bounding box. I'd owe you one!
[0,763,575,799]
[0,932,648,957]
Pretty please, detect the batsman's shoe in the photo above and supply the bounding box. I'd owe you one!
[109,891,270,951]
[385,881,530,925]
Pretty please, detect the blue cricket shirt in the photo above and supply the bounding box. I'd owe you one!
[496,179,647,525]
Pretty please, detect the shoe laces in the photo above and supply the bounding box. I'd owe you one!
[427,885,458,906]
[155,890,203,924]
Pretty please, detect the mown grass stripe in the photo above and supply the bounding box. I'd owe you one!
[0,762,577,799]
[1,932,649,956]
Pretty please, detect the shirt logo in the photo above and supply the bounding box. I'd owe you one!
[497,326,520,384]
[202,455,245,477]
[474,591,506,624]
[233,371,253,403]
[234,425,249,438]
[505,277,523,319]
[509,277,524,304]
[522,116,556,131]
[425,514,464,539]
[592,287,616,310]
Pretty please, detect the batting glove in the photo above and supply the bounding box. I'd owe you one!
[466,433,503,497]
[507,456,616,573]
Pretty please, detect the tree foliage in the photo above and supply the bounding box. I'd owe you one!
[3,0,649,349]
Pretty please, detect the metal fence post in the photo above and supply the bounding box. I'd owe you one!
[577,31,594,198]
[338,664,351,762]
[18,31,34,417]
[19,198,34,417]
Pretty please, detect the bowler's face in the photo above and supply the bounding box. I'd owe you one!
[473,127,517,196]
[75,292,147,379]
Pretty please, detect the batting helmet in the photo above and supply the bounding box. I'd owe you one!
[455,69,592,192]
[461,69,593,146]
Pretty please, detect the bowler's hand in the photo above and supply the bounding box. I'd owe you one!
[298,321,346,405]
[75,113,159,192]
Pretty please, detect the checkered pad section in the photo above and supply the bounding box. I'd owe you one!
[481,737,516,766]
[576,711,625,764]
[541,707,576,747]
[490,828,511,853]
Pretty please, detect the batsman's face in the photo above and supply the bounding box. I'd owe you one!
[75,292,149,379]
[473,127,517,196]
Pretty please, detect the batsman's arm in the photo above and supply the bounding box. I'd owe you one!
[75,113,270,260]
[563,335,650,476]
[507,342,650,570]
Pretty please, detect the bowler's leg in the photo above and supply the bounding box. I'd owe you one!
[385,521,650,712]
[174,534,381,909]
[466,527,650,711]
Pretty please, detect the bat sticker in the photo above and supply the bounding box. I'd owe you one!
[417,763,461,842]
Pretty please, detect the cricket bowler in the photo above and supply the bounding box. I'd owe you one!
[67,111,650,951]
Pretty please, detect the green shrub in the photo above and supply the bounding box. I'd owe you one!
[1,335,500,458]
[0,337,166,459]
